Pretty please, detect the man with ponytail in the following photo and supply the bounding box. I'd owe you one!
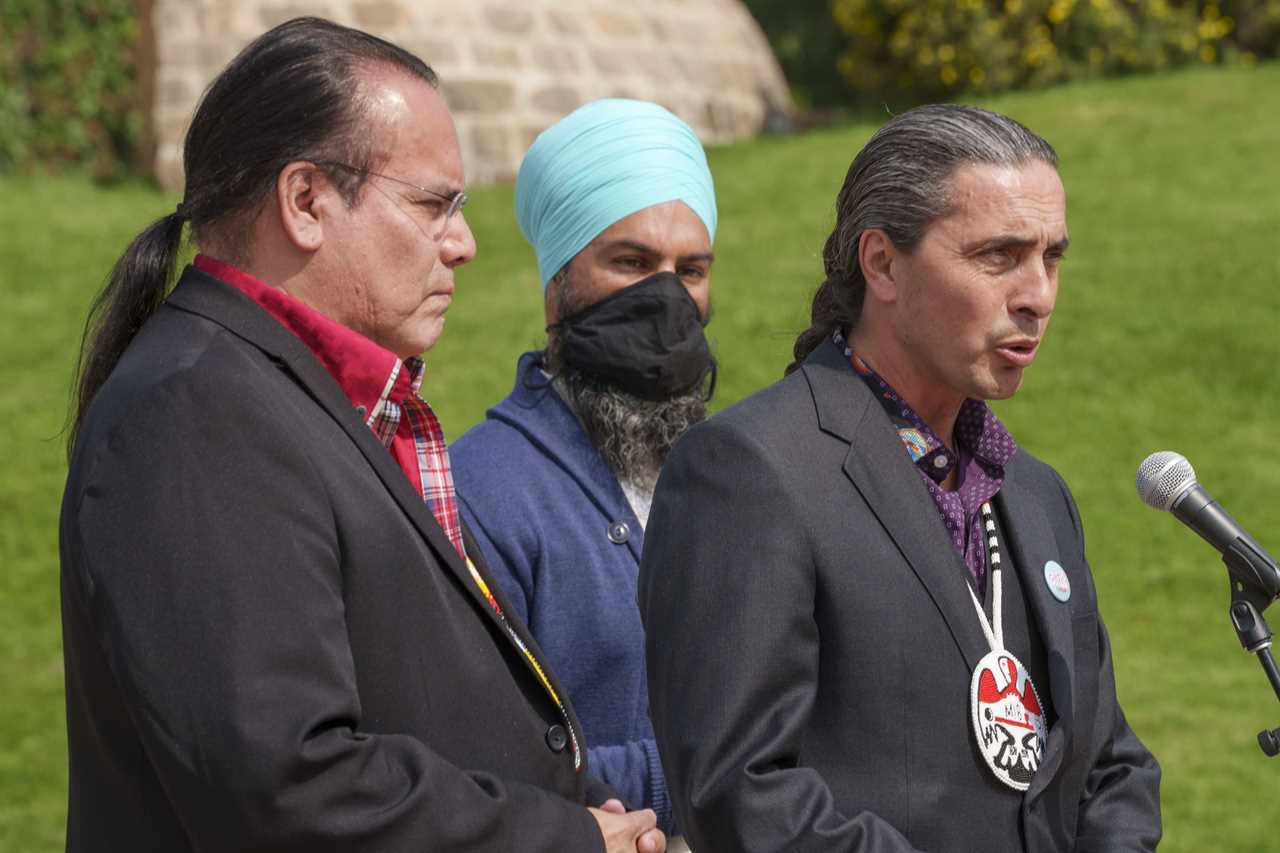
[638,104,1161,851]
[60,17,663,853]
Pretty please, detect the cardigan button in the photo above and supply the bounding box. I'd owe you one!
[546,724,568,753]
[607,521,630,544]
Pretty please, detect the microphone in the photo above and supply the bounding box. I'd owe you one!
[1136,451,1280,602]
[1140,452,1280,756]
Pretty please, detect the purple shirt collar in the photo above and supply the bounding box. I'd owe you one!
[834,332,1018,593]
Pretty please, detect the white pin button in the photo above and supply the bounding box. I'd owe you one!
[1043,561,1071,602]
[933,455,949,469]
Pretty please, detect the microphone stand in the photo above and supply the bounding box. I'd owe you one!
[1222,542,1280,756]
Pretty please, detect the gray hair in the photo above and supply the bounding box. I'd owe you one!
[787,104,1058,374]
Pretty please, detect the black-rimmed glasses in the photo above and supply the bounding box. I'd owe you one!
[313,160,468,240]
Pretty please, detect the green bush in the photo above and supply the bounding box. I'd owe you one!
[739,0,851,109]
[1229,0,1280,58]
[0,0,141,179]
[839,0,1206,104]
[748,0,1268,109]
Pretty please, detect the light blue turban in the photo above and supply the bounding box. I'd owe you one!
[515,99,718,288]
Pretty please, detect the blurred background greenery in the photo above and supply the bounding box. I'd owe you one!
[5,1,1280,178]
[3,2,1279,851]
[754,0,1280,110]
[0,0,141,179]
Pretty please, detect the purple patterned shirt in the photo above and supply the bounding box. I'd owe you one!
[835,334,1018,595]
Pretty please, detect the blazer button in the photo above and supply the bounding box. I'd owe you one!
[546,724,568,753]
[607,521,630,544]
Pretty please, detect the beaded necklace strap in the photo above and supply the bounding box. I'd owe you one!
[982,501,1001,572]
[969,502,1004,651]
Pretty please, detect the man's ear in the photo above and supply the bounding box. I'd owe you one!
[275,161,331,252]
[858,228,900,304]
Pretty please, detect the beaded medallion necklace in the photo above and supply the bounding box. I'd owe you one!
[967,502,1047,791]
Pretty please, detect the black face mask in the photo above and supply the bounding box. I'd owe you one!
[549,272,715,401]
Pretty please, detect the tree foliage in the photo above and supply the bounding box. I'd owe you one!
[0,0,141,179]
[746,0,1280,110]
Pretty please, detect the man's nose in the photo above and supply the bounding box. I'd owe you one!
[442,211,477,267]
[1013,260,1056,320]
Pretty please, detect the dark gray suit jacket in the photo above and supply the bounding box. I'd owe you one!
[638,341,1160,852]
[60,267,610,852]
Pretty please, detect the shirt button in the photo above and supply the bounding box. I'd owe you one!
[546,724,568,753]
[933,455,949,469]
[607,521,630,544]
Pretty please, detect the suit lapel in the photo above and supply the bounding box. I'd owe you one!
[804,340,1078,799]
[802,343,991,672]
[165,270,517,637]
[993,472,1077,799]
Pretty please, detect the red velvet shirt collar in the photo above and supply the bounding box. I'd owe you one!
[194,254,414,417]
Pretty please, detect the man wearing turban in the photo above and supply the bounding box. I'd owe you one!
[452,99,718,851]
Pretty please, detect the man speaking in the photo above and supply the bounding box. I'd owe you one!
[638,104,1161,851]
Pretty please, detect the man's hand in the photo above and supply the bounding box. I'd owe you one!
[589,800,666,853]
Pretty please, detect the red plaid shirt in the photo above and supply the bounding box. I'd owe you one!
[195,255,466,560]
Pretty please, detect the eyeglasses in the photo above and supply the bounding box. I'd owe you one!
[313,160,468,240]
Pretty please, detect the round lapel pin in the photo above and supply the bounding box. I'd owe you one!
[1043,560,1071,602]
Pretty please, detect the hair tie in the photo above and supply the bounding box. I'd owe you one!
[173,202,189,221]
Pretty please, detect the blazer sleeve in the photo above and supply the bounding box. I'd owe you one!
[1074,619,1163,851]
[63,365,604,853]
[1052,472,1162,850]
[638,419,923,853]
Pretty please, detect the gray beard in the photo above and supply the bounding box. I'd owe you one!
[549,360,707,493]
[543,265,709,491]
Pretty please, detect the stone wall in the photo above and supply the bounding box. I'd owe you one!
[146,0,790,190]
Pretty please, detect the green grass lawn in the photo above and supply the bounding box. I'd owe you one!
[3,62,1279,850]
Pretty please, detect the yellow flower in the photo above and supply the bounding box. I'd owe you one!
[940,65,958,86]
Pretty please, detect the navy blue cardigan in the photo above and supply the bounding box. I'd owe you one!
[452,352,674,832]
